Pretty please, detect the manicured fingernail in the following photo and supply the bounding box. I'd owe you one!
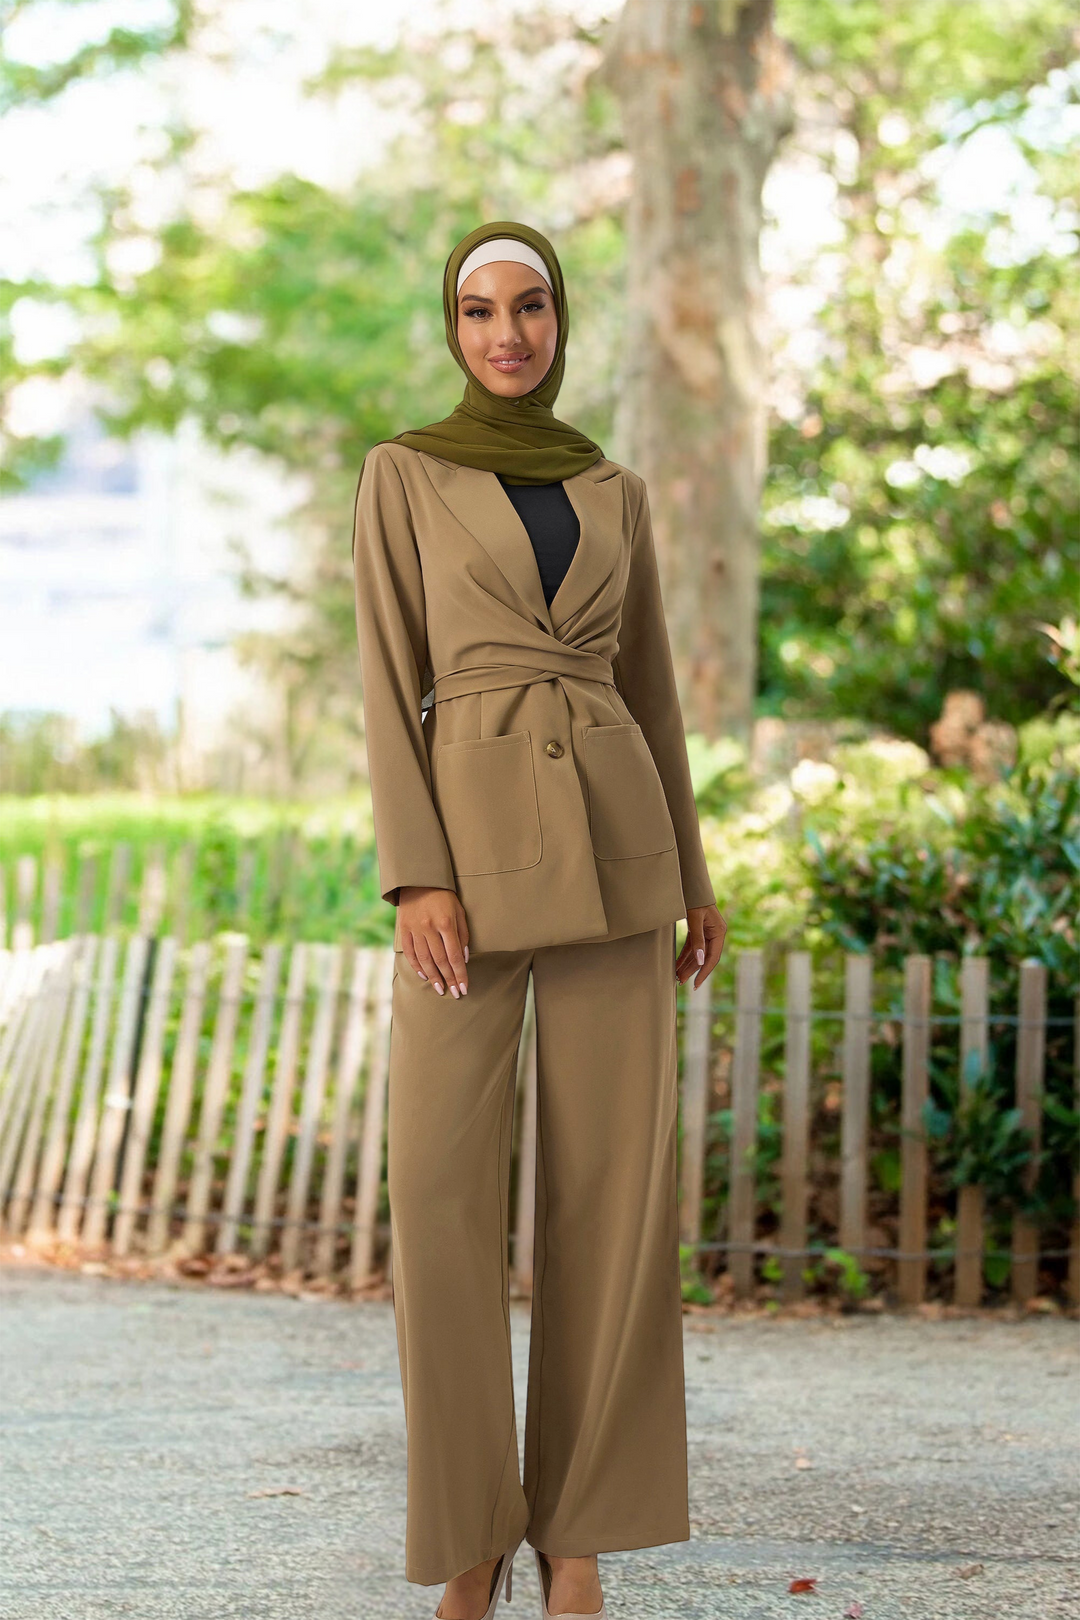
[417,970,427,980]
[463,946,469,962]
[459,983,468,995]
[434,983,444,995]
[696,949,705,964]
[450,985,459,998]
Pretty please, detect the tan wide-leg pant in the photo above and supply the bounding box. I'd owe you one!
[386,921,690,1586]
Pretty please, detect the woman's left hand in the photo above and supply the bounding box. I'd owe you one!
[676,903,727,990]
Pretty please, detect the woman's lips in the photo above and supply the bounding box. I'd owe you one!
[489,354,532,373]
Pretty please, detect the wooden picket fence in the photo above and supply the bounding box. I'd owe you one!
[3,845,206,946]
[0,932,1076,1307]
[1,838,348,949]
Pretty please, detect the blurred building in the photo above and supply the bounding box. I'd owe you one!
[0,387,306,789]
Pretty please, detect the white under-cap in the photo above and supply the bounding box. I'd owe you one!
[455,238,553,298]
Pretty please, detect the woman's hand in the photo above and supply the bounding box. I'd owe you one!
[676,903,727,991]
[398,886,471,998]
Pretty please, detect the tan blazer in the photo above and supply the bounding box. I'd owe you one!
[352,442,716,955]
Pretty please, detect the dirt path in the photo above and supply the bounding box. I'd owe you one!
[1,1265,1076,1619]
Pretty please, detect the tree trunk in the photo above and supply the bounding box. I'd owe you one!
[600,0,792,743]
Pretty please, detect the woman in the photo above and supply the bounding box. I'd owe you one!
[352,220,726,1620]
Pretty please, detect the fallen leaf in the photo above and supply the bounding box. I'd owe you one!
[955,1563,984,1579]
[246,1487,304,1499]
[208,1269,257,1289]
[177,1256,212,1275]
[844,1604,864,1617]
[789,1576,817,1593]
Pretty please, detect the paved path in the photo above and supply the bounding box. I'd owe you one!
[0,1266,1077,1619]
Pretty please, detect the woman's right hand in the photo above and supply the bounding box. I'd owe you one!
[397,886,470,998]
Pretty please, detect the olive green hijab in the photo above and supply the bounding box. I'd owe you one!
[383,220,604,486]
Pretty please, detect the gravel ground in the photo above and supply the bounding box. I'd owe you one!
[0,1264,1077,1620]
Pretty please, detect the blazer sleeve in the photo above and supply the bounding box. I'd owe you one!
[611,474,717,913]
[352,446,457,906]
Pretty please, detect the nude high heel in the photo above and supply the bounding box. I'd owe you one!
[434,1535,526,1620]
[533,1549,609,1619]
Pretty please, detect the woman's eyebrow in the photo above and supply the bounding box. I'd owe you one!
[459,285,550,305]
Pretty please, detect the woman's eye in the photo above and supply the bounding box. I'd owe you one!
[462,302,545,318]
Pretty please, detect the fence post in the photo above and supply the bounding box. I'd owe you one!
[780,951,811,1302]
[0,947,52,1145]
[678,973,713,1253]
[955,956,989,1307]
[840,954,872,1270]
[41,855,63,944]
[146,940,211,1254]
[13,855,36,950]
[236,845,257,934]
[898,955,931,1306]
[6,942,77,1233]
[314,947,374,1279]
[82,933,151,1249]
[218,942,285,1258]
[0,954,56,1205]
[75,855,98,934]
[137,844,167,937]
[350,947,395,1291]
[1012,959,1047,1303]
[57,935,120,1243]
[113,937,179,1256]
[169,844,196,945]
[103,843,131,933]
[281,943,342,1275]
[29,935,100,1241]
[729,950,763,1298]
[182,936,249,1255]
[251,942,309,1260]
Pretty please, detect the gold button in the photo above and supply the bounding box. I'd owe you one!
[545,740,564,758]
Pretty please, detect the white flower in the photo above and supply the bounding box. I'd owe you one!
[790,759,840,800]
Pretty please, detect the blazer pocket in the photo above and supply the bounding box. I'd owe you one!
[583,723,677,860]
[432,731,542,877]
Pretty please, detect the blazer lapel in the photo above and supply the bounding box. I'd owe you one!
[418,452,625,640]
[551,460,625,634]
[420,453,552,631]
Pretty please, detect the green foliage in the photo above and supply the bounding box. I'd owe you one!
[762,1,1078,738]
[0,8,626,762]
[803,750,1079,979]
[2,0,1075,740]
[0,709,174,795]
[921,1058,1035,1202]
[0,0,195,113]
[819,1247,871,1304]
[679,1242,713,1305]
[777,0,1077,106]
[9,10,624,482]
[0,793,388,946]
[760,255,1078,735]
[76,181,469,470]
[683,715,1079,1296]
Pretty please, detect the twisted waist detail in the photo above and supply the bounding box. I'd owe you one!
[427,654,616,706]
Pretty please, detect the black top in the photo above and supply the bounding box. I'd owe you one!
[497,476,580,608]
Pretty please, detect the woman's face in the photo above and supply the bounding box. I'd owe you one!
[456,260,558,397]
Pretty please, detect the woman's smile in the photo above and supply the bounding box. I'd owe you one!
[488,351,533,374]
